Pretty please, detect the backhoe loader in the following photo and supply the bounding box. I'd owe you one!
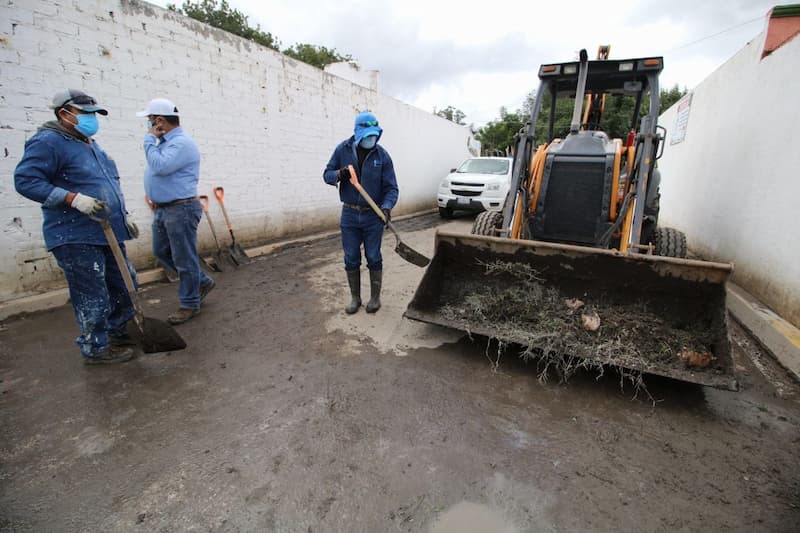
[405,49,737,391]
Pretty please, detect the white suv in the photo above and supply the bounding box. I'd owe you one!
[437,156,513,218]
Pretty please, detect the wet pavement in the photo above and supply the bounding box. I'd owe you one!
[1,213,799,532]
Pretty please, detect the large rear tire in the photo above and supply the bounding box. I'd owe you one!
[471,210,503,236]
[653,227,687,258]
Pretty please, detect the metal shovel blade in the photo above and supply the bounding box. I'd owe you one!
[229,242,250,265]
[129,316,187,354]
[389,224,430,267]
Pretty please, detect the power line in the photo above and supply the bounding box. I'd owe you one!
[666,15,766,52]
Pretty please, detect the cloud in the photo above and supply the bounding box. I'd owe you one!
[152,0,777,126]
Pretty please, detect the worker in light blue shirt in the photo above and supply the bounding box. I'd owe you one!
[137,98,214,325]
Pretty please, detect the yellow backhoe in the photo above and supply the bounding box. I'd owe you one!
[405,49,737,391]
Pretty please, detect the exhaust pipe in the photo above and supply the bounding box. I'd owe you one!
[569,49,589,134]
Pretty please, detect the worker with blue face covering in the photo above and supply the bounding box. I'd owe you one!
[323,111,399,314]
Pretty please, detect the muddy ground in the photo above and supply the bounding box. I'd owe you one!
[1,213,799,532]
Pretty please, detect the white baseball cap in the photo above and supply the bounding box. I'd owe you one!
[136,98,179,117]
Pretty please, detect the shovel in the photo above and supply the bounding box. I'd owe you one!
[95,213,186,354]
[213,186,250,265]
[346,165,430,268]
[198,195,229,272]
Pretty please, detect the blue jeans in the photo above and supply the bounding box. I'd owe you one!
[52,243,137,358]
[340,206,384,271]
[152,200,213,309]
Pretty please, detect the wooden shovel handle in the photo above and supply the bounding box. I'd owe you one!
[97,218,145,330]
[198,195,209,210]
[213,186,224,202]
[347,165,386,223]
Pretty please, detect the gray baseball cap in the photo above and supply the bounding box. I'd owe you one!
[50,89,108,115]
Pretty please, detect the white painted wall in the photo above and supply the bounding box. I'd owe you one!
[324,62,380,92]
[0,0,475,302]
[658,31,800,327]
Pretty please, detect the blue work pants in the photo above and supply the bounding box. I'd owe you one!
[52,243,136,357]
[152,200,213,310]
[340,207,384,272]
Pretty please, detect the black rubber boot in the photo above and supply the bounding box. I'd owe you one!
[345,269,361,314]
[366,270,382,313]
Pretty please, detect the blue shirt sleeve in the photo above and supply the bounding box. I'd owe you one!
[14,136,70,208]
[323,146,342,186]
[144,133,197,176]
[379,152,399,210]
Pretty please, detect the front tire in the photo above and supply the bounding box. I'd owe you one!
[471,210,503,236]
[438,206,454,219]
[653,227,687,258]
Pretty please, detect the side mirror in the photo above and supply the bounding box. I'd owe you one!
[449,168,457,173]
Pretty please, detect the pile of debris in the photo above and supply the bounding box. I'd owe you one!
[439,260,716,383]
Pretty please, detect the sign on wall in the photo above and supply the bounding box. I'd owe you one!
[670,93,693,145]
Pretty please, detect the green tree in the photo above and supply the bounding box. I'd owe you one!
[476,110,524,155]
[283,43,352,69]
[434,106,466,125]
[169,0,279,50]
[659,84,688,112]
[502,84,689,146]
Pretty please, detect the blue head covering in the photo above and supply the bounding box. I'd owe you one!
[354,111,382,144]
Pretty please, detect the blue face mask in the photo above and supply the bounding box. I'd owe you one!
[64,109,99,137]
[359,135,377,149]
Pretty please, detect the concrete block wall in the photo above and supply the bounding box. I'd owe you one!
[0,0,476,302]
[658,30,800,328]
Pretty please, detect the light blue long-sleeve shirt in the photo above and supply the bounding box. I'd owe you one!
[143,126,201,203]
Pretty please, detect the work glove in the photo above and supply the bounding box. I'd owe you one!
[337,167,351,183]
[382,208,391,225]
[125,217,140,239]
[70,193,107,216]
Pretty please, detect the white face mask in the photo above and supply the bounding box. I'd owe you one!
[359,136,377,149]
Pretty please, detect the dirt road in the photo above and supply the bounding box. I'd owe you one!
[1,213,799,532]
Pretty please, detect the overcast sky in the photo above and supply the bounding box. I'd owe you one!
[151,0,776,126]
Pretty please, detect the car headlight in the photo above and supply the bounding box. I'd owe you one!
[487,183,501,191]
[441,180,450,188]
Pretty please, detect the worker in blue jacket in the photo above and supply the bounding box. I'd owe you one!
[323,111,398,314]
[14,89,137,365]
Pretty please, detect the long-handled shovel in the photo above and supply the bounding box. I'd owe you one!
[213,186,250,265]
[199,195,230,272]
[95,214,186,353]
[346,165,430,267]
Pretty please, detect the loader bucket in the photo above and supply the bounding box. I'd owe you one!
[404,231,737,391]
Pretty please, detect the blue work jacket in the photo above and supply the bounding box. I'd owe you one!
[14,122,131,250]
[323,136,399,210]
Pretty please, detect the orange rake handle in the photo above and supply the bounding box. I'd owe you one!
[213,186,225,202]
[198,194,209,210]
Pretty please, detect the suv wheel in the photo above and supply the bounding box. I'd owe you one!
[438,206,454,219]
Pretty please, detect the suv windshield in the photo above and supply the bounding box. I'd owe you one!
[456,158,509,175]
